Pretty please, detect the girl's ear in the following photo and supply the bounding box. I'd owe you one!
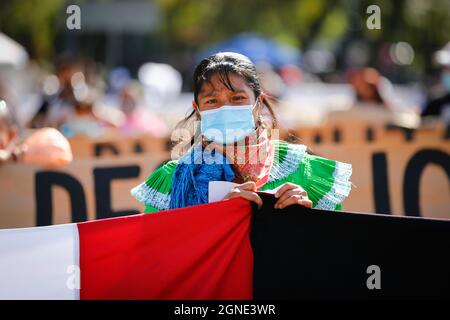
[256,92,265,108]
[192,101,201,118]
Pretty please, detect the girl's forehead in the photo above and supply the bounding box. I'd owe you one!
[199,72,251,95]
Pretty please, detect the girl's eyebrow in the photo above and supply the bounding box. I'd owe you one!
[199,89,217,98]
[232,90,247,94]
[199,89,248,98]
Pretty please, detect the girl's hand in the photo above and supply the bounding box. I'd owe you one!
[274,182,312,209]
[224,181,263,208]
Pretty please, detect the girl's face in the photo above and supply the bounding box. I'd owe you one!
[196,72,257,112]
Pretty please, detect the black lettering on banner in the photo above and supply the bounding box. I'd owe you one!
[94,166,140,219]
[94,143,120,157]
[372,152,391,214]
[133,142,144,154]
[366,127,375,142]
[313,133,322,144]
[385,123,415,142]
[405,129,414,141]
[333,128,341,143]
[403,149,450,217]
[35,171,88,226]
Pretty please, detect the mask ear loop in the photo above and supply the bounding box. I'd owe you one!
[193,101,207,147]
[253,95,263,129]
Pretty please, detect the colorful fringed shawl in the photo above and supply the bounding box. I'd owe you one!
[168,143,235,209]
[218,127,274,189]
[131,139,353,213]
[160,127,273,209]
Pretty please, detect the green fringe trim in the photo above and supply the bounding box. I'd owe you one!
[268,140,307,183]
[273,139,288,165]
[261,142,352,210]
[314,161,352,211]
[130,160,178,210]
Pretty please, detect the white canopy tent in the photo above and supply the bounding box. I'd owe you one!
[0,32,41,127]
[0,32,29,68]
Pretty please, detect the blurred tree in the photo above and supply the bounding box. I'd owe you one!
[0,0,64,61]
[156,0,335,50]
[156,0,450,75]
[0,0,448,80]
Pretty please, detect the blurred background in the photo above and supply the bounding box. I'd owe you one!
[0,0,449,227]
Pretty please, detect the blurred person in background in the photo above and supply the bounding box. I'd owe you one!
[118,80,168,137]
[0,100,72,167]
[59,83,124,139]
[58,86,105,138]
[422,42,450,122]
[277,64,303,87]
[29,58,79,128]
[255,62,285,99]
[0,79,18,116]
[346,67,392,110]
[336,67,421,129]
[0,100,19,163]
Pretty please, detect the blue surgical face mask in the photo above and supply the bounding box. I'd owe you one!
[441,71,450,92]
[199,101,257,145]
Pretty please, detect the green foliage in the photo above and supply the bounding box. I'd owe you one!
[0,0,64,60]
[0,0,449,73]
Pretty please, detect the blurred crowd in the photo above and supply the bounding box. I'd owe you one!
[1,37,450,167]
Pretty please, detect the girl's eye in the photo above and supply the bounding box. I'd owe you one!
[233,96,246,101]
[205,99,216,104]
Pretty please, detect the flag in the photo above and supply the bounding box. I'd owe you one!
[0,198,253,300]
[1,194,450,299]
[252,194,450,299]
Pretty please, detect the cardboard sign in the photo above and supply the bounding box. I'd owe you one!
[0,139,448,229]
[69,133,170,159]
[312,141,450,219]
[0,154,168,229]
[288,122,448,146]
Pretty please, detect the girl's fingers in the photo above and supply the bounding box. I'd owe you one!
[276,195,302,209]
[276,194,312,209]
[298,198,313,208]
[227,189,263,208]
[275,188,307,208]
[235,181,257,192]
[274,182,297,198]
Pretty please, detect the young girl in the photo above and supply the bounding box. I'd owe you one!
[131,52,352,212]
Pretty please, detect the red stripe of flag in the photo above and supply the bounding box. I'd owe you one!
[78,198,253,300]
